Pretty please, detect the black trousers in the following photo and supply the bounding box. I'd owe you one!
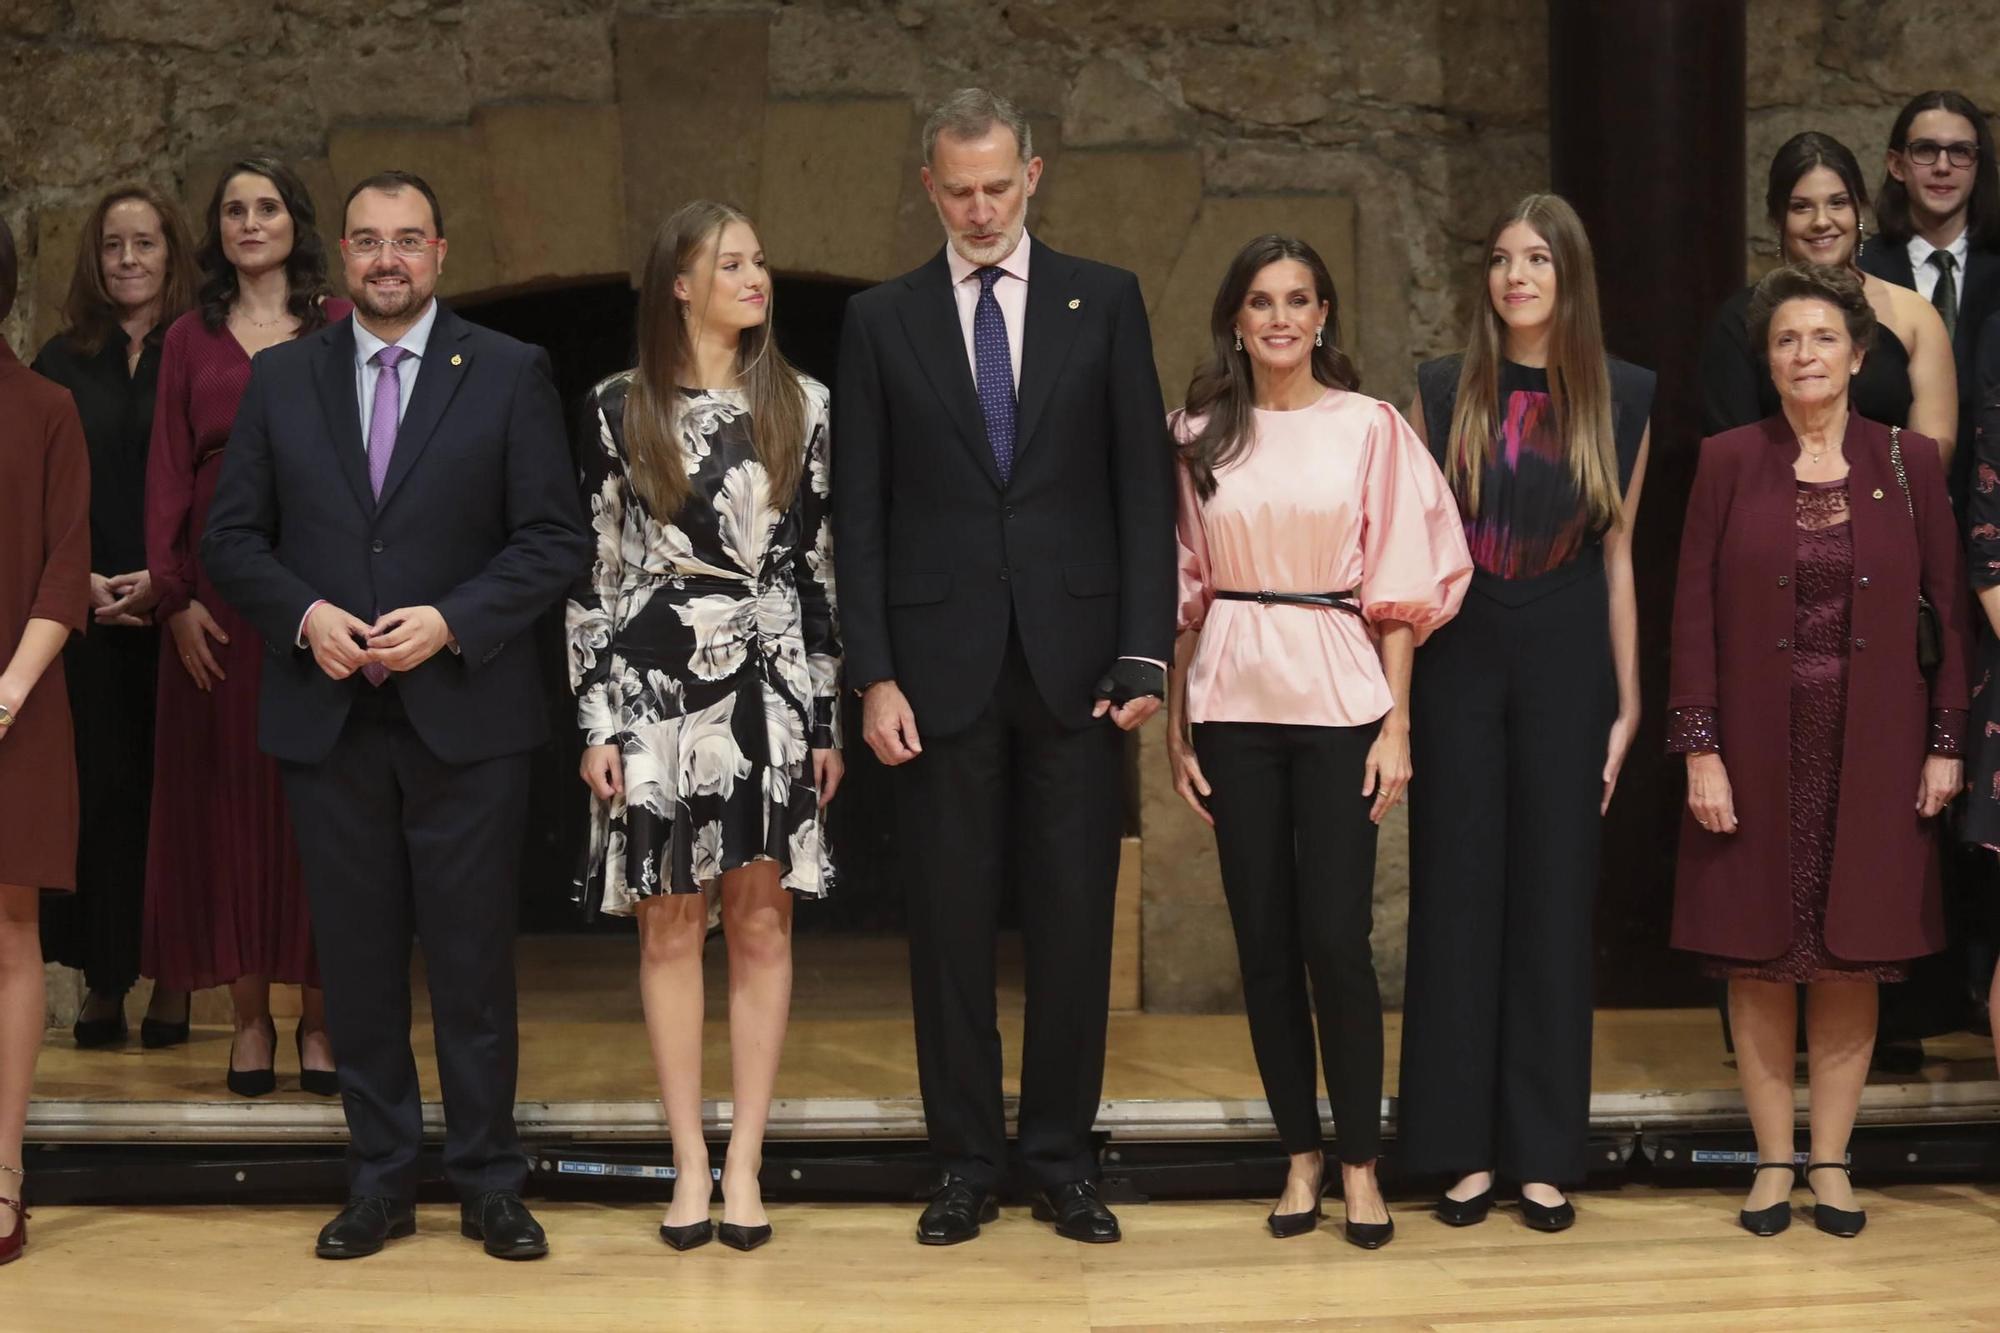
[1193,719,1384,1162]
[280,686,530,1202]
[41,623,157,995]
[896,630,1123,1190]
[1399,574,1610,1186]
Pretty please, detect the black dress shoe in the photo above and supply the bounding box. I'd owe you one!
[460,1190,548,1259]
[1738,1163,1795,1237]
[1806,1163,1866,1238]
[1433,1188,1494,1226]
[139,1015,190,1049]
[1266,1162,1324,1238]
[1343,1214,1395,1250]
[1519,1193,1576,1233]
[659,1219,714,1250]
[718,1221,772,1251]
[1032,1180,1121,1244]
[72,1011,128,1049]
[226,1018,277,1098]
[316,1197,416,1259]
[295,1024,339,1097]
[916,1176,998,1246]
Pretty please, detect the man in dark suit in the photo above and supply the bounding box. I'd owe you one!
[833,88,1175,1246]
[1862,92,2000,1054]
[1861,89,2000,508]
[203,171,589,1260]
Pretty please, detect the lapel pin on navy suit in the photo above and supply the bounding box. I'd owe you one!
[451,353,463,366]
[1068,298,1081,309]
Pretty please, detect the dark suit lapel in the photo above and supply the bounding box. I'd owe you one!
[375,302,472,513]
[1955,249,2000,358]
[1014,244,1084,463]
[1873,244,1917,289]
[895,252,1001,490]
[310,314,376,515]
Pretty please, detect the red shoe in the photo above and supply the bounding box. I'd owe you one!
[0,1195,28,1265]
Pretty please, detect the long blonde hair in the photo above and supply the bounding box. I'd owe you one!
[1445,193,1623,530]
[626,200,807,518]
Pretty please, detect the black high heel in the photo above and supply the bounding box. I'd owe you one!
[1806,1162,1866,1237]
[140,991,191,1049]
[658,1219,714,1250]
[718,1221,772,1251]
[296,1023,339,1097]
[1265,1161,1325,1238]
[1738,1163,1796,1236]
[72,994,128,1049]
[226,1018,277,1098]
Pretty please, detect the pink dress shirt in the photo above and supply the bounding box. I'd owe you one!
[1175,389,1472,727]
[945,232,1029,392]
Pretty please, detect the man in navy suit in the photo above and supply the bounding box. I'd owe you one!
[203,171,588,1260]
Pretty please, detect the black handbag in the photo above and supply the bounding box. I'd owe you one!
[1886,425,1943,674]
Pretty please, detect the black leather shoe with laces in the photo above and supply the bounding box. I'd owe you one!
[1032,1180,1121,1244]
[916,1175,998,1246]
[460,1190,549,1260]
[316,1197,416,1260]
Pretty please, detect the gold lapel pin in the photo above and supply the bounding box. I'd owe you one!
[1068,298,1081,310]
[1872,487,1884,499]
[451,353,463,366]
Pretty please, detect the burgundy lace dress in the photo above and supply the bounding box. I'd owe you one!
[1669,478,1960,982]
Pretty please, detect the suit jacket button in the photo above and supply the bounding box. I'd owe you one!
[1777,638,1790,649]
[1857,575,1870,588]
[1854,637,1867,649]
[1004,506,1016,520]
[999,567,1010,581]
[1777,574,1789,586]
[371,539,385,554]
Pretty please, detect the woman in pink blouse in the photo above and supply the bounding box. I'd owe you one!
[1165,235,1472,1249]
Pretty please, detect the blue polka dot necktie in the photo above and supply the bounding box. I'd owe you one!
[973,266,1016,485]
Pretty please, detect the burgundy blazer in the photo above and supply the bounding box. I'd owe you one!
[1668,413,1972,963]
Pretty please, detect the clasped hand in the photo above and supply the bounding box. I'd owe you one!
[305,602,451,680]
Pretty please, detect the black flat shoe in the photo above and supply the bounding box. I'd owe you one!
[459,1190,548,1260]
[295,1024,339,1097]
[72,1011,128,1049]
[658,1219,714,1250]
[1266,1162,1325,1238]
[1434,1188,1494,1227]
[1806,1162,1866,1238]
[718,1221,772,1252]
[917,1175,998,1246]
[1738,1163,1796,1237]
[316,1196,415,1259]
[1519,1193,1576,1233]
[226,1018,277,1098]
[1032,1180,1121,1244]
[139,1015,190,1049]
[1344,1217,1394,1249]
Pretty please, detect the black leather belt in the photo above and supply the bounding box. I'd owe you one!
[1215,588,1362,615]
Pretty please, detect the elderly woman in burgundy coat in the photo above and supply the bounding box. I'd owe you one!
[1669,263,1971,1241]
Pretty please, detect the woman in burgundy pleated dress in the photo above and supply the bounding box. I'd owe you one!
[144,158,350,1096]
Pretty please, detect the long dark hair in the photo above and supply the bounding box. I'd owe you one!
[61,185,198,356]
[626,200,807,517]
[194,156,334,333]
[1177,234,1358,499]
[1874,90,1999,247]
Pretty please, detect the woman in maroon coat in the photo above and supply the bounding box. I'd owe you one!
[1670,263,1971,1240]
[0,216,93,1263]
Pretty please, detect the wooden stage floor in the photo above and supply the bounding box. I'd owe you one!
[16,1187,2000,1330]
[32,934,2000,1138]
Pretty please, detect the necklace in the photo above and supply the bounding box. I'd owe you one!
[234,310,290,329]
[1801,439,1835,465]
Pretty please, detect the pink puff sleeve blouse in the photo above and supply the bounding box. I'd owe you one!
[1175,388,1472,727]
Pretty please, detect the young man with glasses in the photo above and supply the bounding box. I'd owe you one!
[1862,89,2000,508]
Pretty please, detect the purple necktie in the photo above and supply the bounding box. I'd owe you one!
[973,267,1016,485]
[363,345,408,685]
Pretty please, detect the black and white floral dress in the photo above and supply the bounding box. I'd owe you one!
[568,372,839,914]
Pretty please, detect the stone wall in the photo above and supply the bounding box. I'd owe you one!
[8,0,1995,1016]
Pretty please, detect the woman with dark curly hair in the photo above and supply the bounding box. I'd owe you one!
[142,157,351,1096]
[1671,262,1971,1238]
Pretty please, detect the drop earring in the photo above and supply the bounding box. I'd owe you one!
[1233,329,1243,351]
[1856,217,1867,261]
[1314,327,1323,348]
